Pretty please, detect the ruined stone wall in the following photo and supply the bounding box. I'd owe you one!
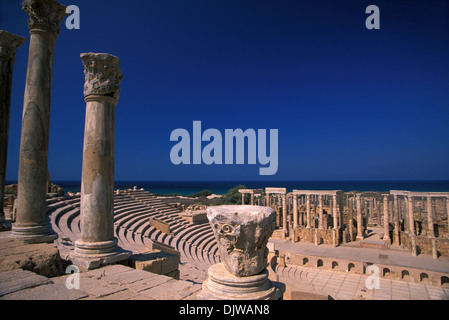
[401,232,449,257]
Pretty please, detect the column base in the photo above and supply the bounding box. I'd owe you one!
[71,238,130,271]
[198,263,282,300]
[12,224,58,244]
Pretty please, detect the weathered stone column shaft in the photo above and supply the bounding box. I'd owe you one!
[393,194,400,245]
[383,195,390,242]
[293,195,298,228]
[332,194,338,229]
[78,52,122,243]
[0,31,26,216]
[356,194,363,239]
[13,0,66,241]
[427,197,434,237]
[80,95,117,242]
[318,194,323,229]
[407,196,415,235]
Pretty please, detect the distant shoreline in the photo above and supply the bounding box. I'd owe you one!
[6,180,449,196]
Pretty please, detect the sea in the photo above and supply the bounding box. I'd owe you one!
[6,180,448,196]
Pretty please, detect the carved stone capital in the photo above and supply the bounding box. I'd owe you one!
[207,205,275,277]
[0,30,27,61]
[22,0,67,36]
[80,52,123,101]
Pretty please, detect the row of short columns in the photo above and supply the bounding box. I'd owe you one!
[1,0,128,270]
[290,192,340,230]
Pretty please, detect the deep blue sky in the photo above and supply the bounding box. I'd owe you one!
[1,0,449,181]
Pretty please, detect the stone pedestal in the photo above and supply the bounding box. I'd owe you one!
[71,52,129,270]
[12,0,66,243]
[0,31,26,218]
[199,263,282,300]
[199,205,282,300]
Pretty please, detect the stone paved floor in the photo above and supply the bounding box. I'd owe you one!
[0,264,201,300]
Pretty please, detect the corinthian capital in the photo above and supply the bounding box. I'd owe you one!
[0,30,27,61]
[22,0,67,36]
[80,53,123,101]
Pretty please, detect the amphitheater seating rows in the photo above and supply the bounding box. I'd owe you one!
[46,189,220,273]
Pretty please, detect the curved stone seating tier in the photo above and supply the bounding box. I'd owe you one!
[45,190,220,282]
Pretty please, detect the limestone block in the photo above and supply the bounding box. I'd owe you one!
[148,217,171,234]
[128,250,179,276]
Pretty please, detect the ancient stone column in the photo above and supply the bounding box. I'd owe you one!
[318,194,324,229]
[293,194,298,229]
[12,0,66,243]
[332,194,338,229]
[72,52,129,270]
[348,197,354,240]
[241,192,245,205]
[383,195,391,243]
[199,205,282,300]
[407,195,415,235]
[250,193,254,206]
[0,31,26,218]
[282,194,287,238]
[393,194,400,245]
[306,194,311,228]
[426,197,434,237]
[447,197,449,239]
[427,196,437,259]
[405,195,417,256]
[356,193,363,240]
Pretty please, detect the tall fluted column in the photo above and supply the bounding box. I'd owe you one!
[332,194,338,229]
[72,52,129,270]
[293,194,298,229]
[12,0,66,242]
[426,196,438,259]
[427,197,434,237]
[447,197,449,239]
[282,194,287,238]
[306,194,311,228]
[407,196,415,235]
[406,195,417,256]
[356,193,363,240]
[393,194,400,245]
[318,194,324,229]
[348,197,354,240]
[0,31,26,218]
[383,195,391,243]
